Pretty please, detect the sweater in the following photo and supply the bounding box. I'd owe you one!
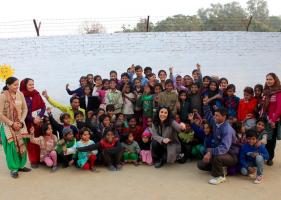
[76,140,98,167]
[223,95,240,118]
[203,105,238,156]
[121,141,140,154]
[30,134,58,162]
[267,91,281,123]
[239,143,269,169]
[47,97,85,124]
[237,98,257,122]
[178,131,194,144]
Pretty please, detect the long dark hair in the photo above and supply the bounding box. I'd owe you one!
[3,77,18,91]
[153,106,173,128]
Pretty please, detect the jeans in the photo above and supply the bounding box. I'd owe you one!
[241,155,264,176]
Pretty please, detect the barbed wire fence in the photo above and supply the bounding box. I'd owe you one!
[0,15,280,38]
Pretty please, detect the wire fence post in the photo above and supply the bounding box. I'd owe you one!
[246,16,253,32]
[146,16,150,32]
[33,19,41,36]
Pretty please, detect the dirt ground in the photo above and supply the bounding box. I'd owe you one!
[0,142,281,200]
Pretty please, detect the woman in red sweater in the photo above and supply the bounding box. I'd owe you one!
[263,73,281,166]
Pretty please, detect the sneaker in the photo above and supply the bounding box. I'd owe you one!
[108,165,117,171]
[208,176,226,185]
[254,175,263,184]
[10,171,19,178]
[19,167,32,172]
[51,166,58,172]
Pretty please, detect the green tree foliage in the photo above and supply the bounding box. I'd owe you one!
[121,0,280,32]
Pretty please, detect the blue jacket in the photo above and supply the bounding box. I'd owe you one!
[66,87,84,97]
[239,143,269,169]
[191,123,215,149]
[203,105,238,156]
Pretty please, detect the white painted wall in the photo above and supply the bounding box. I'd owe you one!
[0,32,280,104]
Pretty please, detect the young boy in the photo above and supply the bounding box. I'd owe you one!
[105,79,123,114]
[239,129,269,184]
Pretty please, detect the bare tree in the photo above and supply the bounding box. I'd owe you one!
[80,21,106,34]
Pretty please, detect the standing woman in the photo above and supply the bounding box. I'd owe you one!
[263,73,281,166]
[20,78,46,168]
[0,77,31,178]
[149,106,186,168]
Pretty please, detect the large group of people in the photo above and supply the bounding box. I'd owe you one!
[0,64,280,185]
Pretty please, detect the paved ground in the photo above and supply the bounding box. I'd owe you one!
[0,142,281,200]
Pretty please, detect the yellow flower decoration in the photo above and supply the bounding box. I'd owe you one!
[0,64,15,81]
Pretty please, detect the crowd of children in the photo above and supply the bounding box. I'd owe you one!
[0,64,280,185]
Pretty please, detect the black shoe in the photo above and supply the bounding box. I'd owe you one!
[19,167,32,172]
[267,160,273,166]
[10,171,19,178]
[154,161,163,168]
[31,164,39,169]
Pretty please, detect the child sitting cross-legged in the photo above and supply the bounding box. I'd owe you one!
[55,127,76,168]
[30,123,58,172]
[239,129,269,184]
[76,128,98,172]
[121,132,141,166]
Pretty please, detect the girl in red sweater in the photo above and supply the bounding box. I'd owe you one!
[237,87,257,130]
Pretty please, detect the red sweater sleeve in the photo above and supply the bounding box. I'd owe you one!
[272,92,281,123]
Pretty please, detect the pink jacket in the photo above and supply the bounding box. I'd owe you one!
[268,91,281,123]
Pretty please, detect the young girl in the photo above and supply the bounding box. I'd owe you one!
[137,84,153,129]
[223,84,240,119]
[121,132,140,165]
[139,131,153,165]
[98,79,110,110]
[178,90,190,123]
[204,80,222,113]
[76,128,97,171]
[30,123,58,171]
[254,84,264,118]
[201,76,212,95]
[153,83,163,118]
[122,84,135,119]
[237,87,258,130]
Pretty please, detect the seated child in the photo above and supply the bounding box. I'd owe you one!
[77,128,123,171]
[240,129,269,184]
[139,131,153,165]
[255,118,268,146]
[76,128,98,171]
[178,121,196,162]
[189,113,214,158]
[30,123,58,171]
[56,127,76,168]
[121,132,141,165]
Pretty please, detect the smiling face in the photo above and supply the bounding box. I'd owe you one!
[209,82,217,91]
[81,131,90,142]
[203,78,210,88]
[87,75,94,84]
[129,118,137,128]
[80,78,87,87]
[121,76,129,84]
[184,76,193,86]
[134,79,141,88]
[105,131,115,143]
[109,80,117,90]
[220,80,228,90]
[45,124,53,136]
[165,83,173,92]
[110,72,117,81]
[71,99,80,110]
[8,80,19,93]
[26,79,34,92]
[247,136,257,146]
[95,77,102,86]
[103,81,110,90]
[158,71,167,81]
[159,108,169,122]
[266,74,275,87]
[84,86,92,96]
[256,121,265,132]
